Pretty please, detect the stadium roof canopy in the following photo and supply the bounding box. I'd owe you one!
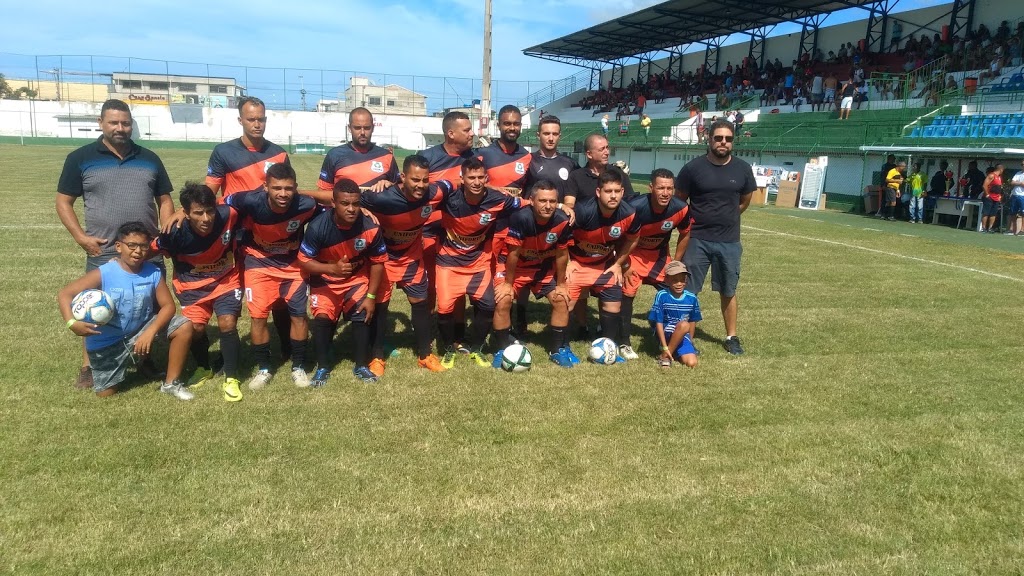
[524,0,880,66]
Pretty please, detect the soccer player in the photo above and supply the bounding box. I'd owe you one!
[298,179,387,385]
[153,183,245,402]
[648,261,702,368]
[493,180,575,367]
[226,163,323,389]
[205,96,290,200]
[564,134,636,208]
[309,107,399,204]
[56,98,175,390]
[359,155,448,374]
[619,168,691,359]
[524,115,579,202]
[566,170,640,358]
[435,157,521,368]
[58,222,193,400]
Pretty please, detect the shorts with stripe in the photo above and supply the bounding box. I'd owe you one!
[243,268,308,319]
[567,260,622,303]
[436,266,495,314]
[494,264,558,299]
[379,257,429,303]
[623,249,671,298]
[178,284,243,325]
[309,279,370,323]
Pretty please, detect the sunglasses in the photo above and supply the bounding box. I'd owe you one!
[713,135,734,143]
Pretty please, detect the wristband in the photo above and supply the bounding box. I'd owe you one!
[67,318,77,329]
[660,345,670,351]
[365,293,376,300]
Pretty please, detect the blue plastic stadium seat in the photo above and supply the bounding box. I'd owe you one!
[969,126,982,138]
[922,126,936,137]
[969,116,982,126]
[951,125,969,138]
[955,117,968,125]
[983,125,1001,138]
[909,126,922,138]
[936,126,951,137]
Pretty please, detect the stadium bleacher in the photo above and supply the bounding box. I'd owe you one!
[907,112,1024,140]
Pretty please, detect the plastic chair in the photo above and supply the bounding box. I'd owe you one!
[922,126,936,137]
[908,126,922,138]
[983,124,1001,138]
[951,125,969,138]
[968,126,982,138]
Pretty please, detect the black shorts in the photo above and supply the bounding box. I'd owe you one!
[982,197,1002,217]
[884,188,899,203]
[683,238,742,297]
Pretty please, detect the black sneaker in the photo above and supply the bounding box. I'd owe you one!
[725,336,744,355]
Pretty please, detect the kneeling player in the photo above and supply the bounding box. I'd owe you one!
[620,168,690,359]
[648,261,702,368]
[492,180,574,367]
[58,222,194,400]
[566,170,639,360]
[154,183,244,402]
[298,179,387,385]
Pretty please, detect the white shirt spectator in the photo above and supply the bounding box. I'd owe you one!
[812,75,823,94]
[1012,170,1024,196]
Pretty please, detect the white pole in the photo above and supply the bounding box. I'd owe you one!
[481,0,492,140]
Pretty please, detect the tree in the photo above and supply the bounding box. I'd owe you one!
[0,73,11,99]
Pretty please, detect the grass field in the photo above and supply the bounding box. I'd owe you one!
[3,144,1024,574]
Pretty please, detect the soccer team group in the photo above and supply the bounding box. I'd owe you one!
[57,97,754,401]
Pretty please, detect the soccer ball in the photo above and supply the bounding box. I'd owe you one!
[500,344,532,372]
[588,337,618,365]
[71,289,115,325]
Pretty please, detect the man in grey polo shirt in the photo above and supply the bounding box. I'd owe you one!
[56,99,175,389]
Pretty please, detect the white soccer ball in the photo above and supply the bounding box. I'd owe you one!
[500,344,533,373]
[71,289,115,326]
[589,337,618,365]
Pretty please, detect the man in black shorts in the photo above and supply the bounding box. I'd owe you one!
[675,119,756,355]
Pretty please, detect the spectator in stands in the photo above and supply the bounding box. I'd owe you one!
[964,161,985,198]
[811,72,824,111]
[827,50,838,64]
[1009,160,1024,235]
[890,20,903,52]
[824,72,838,111]
[838,77,856,120]
[792,84,806,111]
[856,80,869,109]
[945,75,958,91]
[733,110,744,137]
[641,114,652,140]
[636,94,647,115]
[695,115,707,143]
[979,55,1003,84]
[601,114,609,137]
[981,164,1004,233]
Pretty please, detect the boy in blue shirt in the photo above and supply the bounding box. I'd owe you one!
[648,261,702,368]
[59,222,194,400]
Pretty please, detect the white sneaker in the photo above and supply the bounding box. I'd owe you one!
[291,368,311,388]
[159,381,195,401]
[618,344,639,360]
[247,369,272,391]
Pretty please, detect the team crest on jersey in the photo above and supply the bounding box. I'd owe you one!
[263,161,275,173]
[661,220,674,231]
[479,213,493,225]
[320,170,329,181]
[609,226,622,238]
[207,165,214,176]
[545,232,558,244]
[371,161,385,174]
[420,206,432,218]
[558,167,569,180]
[221,229,232,245]
[514,162,525,175]
[354,238,366,250]
[286,220,301,233]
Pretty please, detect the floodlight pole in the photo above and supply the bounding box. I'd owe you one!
[481,0,492,139]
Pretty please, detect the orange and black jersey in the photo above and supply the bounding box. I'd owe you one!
[505,209,572,268]
[628,195,691,253]
[478,141,531,196]
[317,143,399,191]
[153,205,241,295]
[298,213,387,287]
[524,151,579,201]
[419,144,480,238]
[569,200,640,266]
[226,189,323,273]
[206,138,290,198]
[360,182,451,259]
[438,187,522,270]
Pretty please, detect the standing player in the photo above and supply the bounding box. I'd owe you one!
[566,170,640,357]
[492,180,575,367]
[309,107,399,204]
[675,119,756,355]
[359,155,448,374]
[153,183,245,401]
[619,168,691,359]
[298,179,387,385]
[226,163,323,389]
[435,157,522,368]
[56,98,176,391]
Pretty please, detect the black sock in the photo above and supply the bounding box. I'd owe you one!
[290,338,307,371]
[470,307,493,351]
[454,321,466,344]
[253,342,272,372]
[352,321,371,367]
[515,301,527,329]
[272,308,291,356]
[599,309,620,345]
[410,301,433,359]
[620,296,635,345]
[549,325,566,355]
[311,317,336,370]
[372,301,390,360]
[438,313,455,353]
[493,328,512,351]
[219,330,240,379]
[190,332,211,369]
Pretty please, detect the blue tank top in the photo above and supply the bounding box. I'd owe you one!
[86,260,162,351]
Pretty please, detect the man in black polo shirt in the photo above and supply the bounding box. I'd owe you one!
[675,119,756,355]
[524,115,579,201]
[56,98,175,389]
[564,134,635,208]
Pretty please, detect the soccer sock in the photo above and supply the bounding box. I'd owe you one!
[219,330,240,379]
[599,309,621,346]
[515,301,527,329]
[549,325,567,355]
[253,342,272,372]
[620,296,635,345]
[190,332,211,370]
[352,321,371,367]
[272,307,291,356]
[410,300,433,359]
[311,318,335,370]
[290,338,307,371]
[438,313,455,353]
[454,321,466,345]
[372,301,390,360]
[470,307,493,351]
[493,328,513,351]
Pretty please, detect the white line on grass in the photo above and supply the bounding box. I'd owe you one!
[744,224,1024,283]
